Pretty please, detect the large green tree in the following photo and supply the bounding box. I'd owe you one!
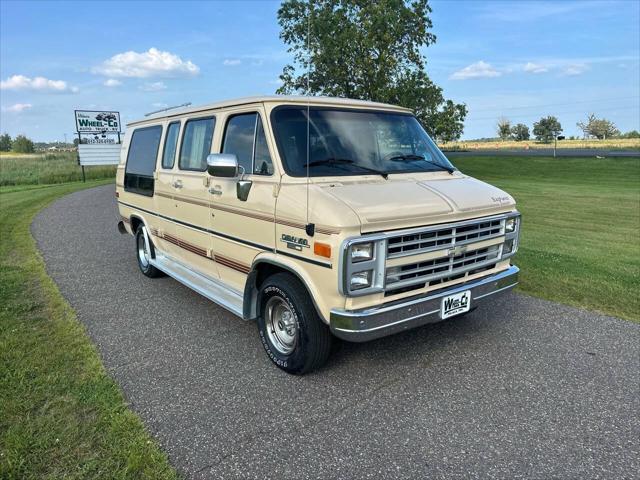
[276,0,467,142]
[12,134,35,153]
[533,116,562,143]
[0,133,12,152]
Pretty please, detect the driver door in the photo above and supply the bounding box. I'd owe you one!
[208,108,278,293]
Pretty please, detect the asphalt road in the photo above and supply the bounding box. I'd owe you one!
[32,185,639,479]
[446,148,640,158]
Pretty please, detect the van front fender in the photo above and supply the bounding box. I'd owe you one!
[243,252,340,324]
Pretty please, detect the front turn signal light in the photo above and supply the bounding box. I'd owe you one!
[314,242,332,258]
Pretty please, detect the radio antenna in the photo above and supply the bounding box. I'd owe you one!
[305,0,315,237]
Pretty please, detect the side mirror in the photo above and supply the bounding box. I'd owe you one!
[207,153,239,177]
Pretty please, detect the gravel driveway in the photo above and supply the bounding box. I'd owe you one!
[32,185,639,479]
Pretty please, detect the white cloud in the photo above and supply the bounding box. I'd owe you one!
[450,61,501,80]
[523,62,548,74]
[2,103,33,113]
[0,74,77,92]
[223,59,241,66]
[93,48,200,78]
[562,63,589,76]
[104,78,122,87]
[140,81,167,91]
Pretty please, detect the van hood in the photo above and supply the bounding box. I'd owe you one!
[320,174,516,233]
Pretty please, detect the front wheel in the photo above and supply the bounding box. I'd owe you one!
[257,273,332,374]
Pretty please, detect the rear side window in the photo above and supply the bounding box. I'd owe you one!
[162,122,180,169]
[179,117,215,171]
[222,113,273,175]
[124,125,162,196]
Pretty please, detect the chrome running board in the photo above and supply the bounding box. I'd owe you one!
[150,252,243,317]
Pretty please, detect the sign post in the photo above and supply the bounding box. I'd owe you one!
[74,110,123,181]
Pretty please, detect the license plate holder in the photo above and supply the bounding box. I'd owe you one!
[441,290,471,319]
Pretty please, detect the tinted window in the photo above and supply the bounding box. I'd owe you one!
[179,117,215,171]
[162,122,180,169]
[223,113,273,175]
[124,125,162,196]
[271,107,455,177]
[125,125,162,176]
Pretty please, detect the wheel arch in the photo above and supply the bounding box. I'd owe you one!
[243,258,327,324]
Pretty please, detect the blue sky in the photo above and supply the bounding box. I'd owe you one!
[1,0,638,141]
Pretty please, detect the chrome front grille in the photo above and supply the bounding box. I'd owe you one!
[339,212,520,298]
[387,219,502,259]
[383,215,514,295]
[385,245,501,292]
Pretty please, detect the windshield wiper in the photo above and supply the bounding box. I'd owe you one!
[387,154,455,175]
[306,157,388,179]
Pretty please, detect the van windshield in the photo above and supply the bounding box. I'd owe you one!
[270,106,456,177]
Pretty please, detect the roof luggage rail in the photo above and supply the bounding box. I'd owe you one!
[144,102,192,117]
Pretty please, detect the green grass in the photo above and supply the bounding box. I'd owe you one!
[454,156,640,322]
[0,180,178,479]
[0,152,116,186]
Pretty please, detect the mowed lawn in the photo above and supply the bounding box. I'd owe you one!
[0,181,177,479]
[454,155,640,322]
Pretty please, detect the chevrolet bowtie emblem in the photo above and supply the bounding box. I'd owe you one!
[447,245,468,257]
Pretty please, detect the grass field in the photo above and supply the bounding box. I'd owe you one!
[441,137,640,151]
[454,155,640,321]
[0,154,637,477]
[0,152,116,186]
[0,181,177,479]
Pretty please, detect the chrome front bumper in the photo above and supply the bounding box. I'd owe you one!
[330,265,519,342]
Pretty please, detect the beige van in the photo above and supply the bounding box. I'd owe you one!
[116,96,520,374]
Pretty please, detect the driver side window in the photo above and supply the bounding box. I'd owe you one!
[222,113,273,175]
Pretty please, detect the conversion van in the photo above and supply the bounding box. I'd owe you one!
[116,96,520,374]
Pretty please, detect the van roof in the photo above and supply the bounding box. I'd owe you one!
[128,95,412,126]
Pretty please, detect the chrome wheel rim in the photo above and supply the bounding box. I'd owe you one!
[265,296,298,355]
[137,229,150,268]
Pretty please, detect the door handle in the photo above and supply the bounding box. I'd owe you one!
[172,180,183,189]
[209,186,222,195]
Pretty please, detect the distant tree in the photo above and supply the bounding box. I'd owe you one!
[533,116,562,143]
[12,134,35,153]
[276,0,468,141]
[577,113,620,140]
[511,123,530,141]
[496,117,512,141]
[73,138,80,147]
[622,130,640,139]
[0,133,12,152]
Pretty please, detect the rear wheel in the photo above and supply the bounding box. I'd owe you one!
[135,224,163,278]
[257,273,332,374]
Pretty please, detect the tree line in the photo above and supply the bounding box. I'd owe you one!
[0,133,35,153]
[497,115,639,143]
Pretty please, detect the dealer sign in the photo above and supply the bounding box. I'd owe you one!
[74,110,121,133]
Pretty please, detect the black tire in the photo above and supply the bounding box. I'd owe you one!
[257,273,332,374]
[135,225,164,278]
